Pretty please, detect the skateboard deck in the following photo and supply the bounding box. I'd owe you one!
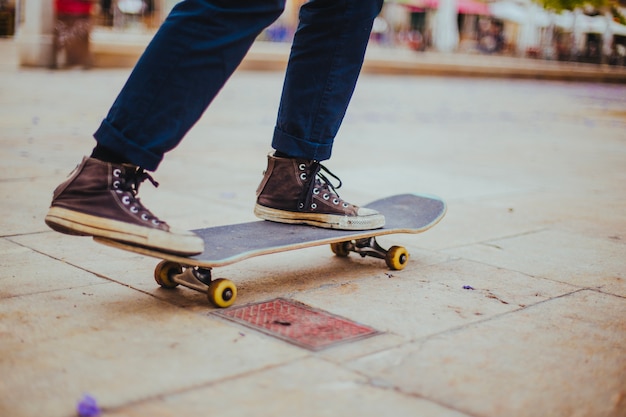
[95,193,446,307]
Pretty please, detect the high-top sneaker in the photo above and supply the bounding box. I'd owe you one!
[254,154,385,230]
[45,157,204,255]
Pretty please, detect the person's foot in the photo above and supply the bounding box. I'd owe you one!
[45,157,204,256]
[254,154,385,230]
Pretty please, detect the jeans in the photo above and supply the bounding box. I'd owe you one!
[94,0,383,171]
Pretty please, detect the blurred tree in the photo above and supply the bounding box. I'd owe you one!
[535,0,625,62]
[538,0,624,20]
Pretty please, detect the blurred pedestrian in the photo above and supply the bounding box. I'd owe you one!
[45,0,386,256]
[54,0,94,68]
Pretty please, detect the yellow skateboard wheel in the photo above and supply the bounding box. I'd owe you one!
[154,260,182,288]
[385,246,409,270]
[330,241,351,257]
[208,278,237,308]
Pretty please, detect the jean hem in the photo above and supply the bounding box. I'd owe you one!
[94,119,163,171]
[271,126,333,161]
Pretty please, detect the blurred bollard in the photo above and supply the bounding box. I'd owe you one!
[433,0,459,53]
[14,0,56,67]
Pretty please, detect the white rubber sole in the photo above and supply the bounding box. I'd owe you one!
[254,204,385,231]
[45,206,203,256]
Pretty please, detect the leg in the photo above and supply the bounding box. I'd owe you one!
[255,0,386,231]
[46,0,285,255]
[272,0,384,160]
[95,0,285,171]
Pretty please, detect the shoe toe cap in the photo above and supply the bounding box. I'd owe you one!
[357,207,380,217]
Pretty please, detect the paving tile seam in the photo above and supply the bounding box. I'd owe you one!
[387,288,590,347]
[282,353,479,417]
[438,227,551,252]
[437,254,592,294]
[96,358,308,414]
[1,230,51,240]
[348,368,478,417]
[334,290,599,401]
[3,235,185,304]
[578,287,626,301]
[0,281,110,301]
[453,257,624,295]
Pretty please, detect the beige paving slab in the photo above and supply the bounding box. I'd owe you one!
[347,290,626,417]
[0,178,63,236]
[407,197,549,251]
[10,232,158,282]
[103,357,471,417]
[0,237,104,298]
[0,284,306,417]
[416,189,626,251]
[1,281,175,348]
[293,258,577,342]
[446,229,626,297]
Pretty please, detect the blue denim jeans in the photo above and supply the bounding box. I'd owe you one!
[94,0,383,171]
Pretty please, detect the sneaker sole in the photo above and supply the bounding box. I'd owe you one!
[45,206,203,256]
[254,204,385,231]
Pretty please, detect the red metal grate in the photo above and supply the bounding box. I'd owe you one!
[214,298,379,351]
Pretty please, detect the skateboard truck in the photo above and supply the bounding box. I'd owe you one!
[192,267,213,285]
[154,262,238,308]
[152,238,410,308]
[330,238,409,270]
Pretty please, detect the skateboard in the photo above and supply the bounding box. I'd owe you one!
[94,193,446,308]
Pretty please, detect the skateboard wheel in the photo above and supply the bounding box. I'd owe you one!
[330,241,351,257]
[154,260,182,288]
[385,246,409,270]
[208,278,237,308]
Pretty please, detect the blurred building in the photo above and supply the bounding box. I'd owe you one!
[382,0,626,64]
[0,0,15,37]
[9,0,626,67]
[92,0,307,35]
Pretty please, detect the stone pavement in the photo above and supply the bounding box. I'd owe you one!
[1,37,625,417]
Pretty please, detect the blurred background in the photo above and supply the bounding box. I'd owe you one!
[2,0,625,69]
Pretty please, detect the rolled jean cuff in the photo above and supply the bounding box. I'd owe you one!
[271,126,333,162]
[93,119,163,171]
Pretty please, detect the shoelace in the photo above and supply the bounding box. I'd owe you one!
[117,167,163,225]
[299,162,345,211]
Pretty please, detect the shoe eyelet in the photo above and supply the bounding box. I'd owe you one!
[113,180,120,189]
[300,173,307,180]
[113,169,121,177]
[323,194,330,200]
[343,203,349,208]
[333,198,339,205]
[311,203,317,209]
[141,214,149,221]
[130,206,139,213]
[152,219,159,225]
[313,188,319,195]
[122,196,130,205]
[299,164,306,170]
[298,203,304,209]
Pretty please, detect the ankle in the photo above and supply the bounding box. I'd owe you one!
[91,144,130,165]
[273,150,292,159]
